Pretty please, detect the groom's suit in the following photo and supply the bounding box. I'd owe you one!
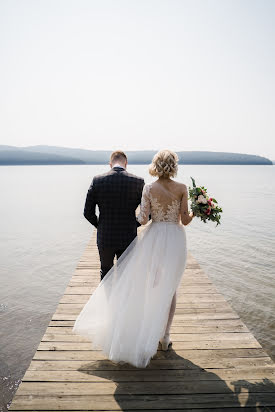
[84,166,145,280]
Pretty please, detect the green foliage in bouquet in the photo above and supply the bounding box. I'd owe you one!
[188,177,223,226]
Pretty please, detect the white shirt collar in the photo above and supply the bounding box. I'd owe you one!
[112,163,125,169]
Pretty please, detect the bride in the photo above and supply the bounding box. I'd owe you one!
[72,149,194,368]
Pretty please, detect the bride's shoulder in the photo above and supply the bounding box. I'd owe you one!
[172,180,188,195]
[171,179,186,188]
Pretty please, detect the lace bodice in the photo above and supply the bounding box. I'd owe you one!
[137,183,181,224]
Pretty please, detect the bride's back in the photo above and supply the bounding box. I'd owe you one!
[147,180,185,223]
[137,150,192,226]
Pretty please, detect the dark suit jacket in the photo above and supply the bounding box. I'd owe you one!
[84,167,145,248]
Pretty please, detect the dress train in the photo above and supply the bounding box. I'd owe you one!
[72,221,187,368]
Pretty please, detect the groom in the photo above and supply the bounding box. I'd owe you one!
[83,151,145,280]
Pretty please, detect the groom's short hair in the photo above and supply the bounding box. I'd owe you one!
[110,150,127,164]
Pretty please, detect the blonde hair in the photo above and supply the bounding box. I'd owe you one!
[149,149,179,178]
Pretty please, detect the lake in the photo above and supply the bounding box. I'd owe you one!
[0,164,274,410]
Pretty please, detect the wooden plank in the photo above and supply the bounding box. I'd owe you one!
[9,230,275,411]
[51,312,241,321]
[55,301,233,309]
[60,293,228,303]
[13,379,275,396]
[8,393,275,410]
[7,410,263,412]
[46,324,251,334]
[36,340,261,351]
[32,348,270,361]
[23,367,275,382]
[27,357,275,371]
[41,332,257,342]
[56,303,233,311]
[64,285,220,294]
[47,318,249,328]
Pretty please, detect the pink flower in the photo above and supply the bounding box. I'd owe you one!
[205,207,211,215]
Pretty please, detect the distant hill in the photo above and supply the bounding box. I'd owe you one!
[0,145,272,165]
[0,146,85,165]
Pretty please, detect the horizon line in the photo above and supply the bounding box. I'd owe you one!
[1,144,273,159]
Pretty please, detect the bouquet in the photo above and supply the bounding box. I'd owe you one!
[188,177,223,226]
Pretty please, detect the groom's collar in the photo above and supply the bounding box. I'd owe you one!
[112,164,125,171]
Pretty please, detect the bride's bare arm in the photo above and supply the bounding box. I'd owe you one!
[180,184,194,225]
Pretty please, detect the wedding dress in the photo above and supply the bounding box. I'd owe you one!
[72,181,188,368]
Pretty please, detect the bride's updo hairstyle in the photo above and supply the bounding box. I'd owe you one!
[149,149,179,179]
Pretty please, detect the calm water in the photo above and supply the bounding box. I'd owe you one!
[0,164,274,410]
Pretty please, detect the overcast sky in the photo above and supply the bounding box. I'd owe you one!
[0,0,274,158]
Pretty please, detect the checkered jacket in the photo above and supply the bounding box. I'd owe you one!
[84,167,145,248]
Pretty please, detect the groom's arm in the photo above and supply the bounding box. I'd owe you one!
[83,179,98,228]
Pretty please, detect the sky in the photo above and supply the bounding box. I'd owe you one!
[0,0,274,159]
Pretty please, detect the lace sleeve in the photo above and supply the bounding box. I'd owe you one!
[137,184,151,225]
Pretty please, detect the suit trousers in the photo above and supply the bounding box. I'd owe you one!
[98,246,128,281]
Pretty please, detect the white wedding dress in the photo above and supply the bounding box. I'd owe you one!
[72,181,188,368]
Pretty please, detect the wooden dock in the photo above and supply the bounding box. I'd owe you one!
[9,230,275,411]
